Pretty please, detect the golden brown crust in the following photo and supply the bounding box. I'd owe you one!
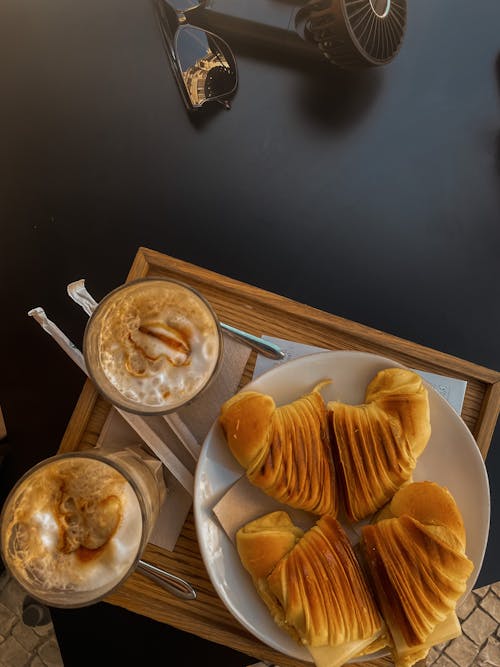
[238,512,383,651]
[388,481,467,550]
[236,511,304,580]
[219,391,276,469]
[236,511,305,643]
[328,368,431,521]
[220,383,338,516]
[361,481,474,666]
[365,368,431,457]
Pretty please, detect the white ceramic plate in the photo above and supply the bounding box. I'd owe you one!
[193,351,490,663]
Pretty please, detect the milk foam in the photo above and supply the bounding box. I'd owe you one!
[2,458,143,598]
[97,281,220,410]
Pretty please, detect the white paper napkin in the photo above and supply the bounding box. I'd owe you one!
[95,335,251,551]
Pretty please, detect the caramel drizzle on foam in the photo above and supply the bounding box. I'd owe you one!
[55,475,123,564]
[125,320,192,378]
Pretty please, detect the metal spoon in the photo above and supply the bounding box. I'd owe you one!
[219,321,284,360]
[137,560,196,600]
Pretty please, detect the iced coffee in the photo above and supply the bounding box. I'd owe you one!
[83,278,222,415]
[0,451,161,607]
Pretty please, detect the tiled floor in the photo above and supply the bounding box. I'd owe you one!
[0,568,498,666]
[426,582,500,666]
[0,570,62,667]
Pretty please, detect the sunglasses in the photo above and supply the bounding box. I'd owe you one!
[153,0,238,112]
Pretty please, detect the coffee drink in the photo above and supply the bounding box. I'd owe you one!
[0,452,156,607]
[84,279,222,414]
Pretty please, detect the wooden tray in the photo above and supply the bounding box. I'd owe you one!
[58,247,500,667]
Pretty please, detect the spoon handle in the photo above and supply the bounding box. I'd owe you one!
[220,322,285,360]
[137,559,197,600]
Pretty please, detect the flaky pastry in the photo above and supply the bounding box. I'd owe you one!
[219,382,338,516]
[328,367,431,521]
[236,511,385,667]
[361,481,474,667]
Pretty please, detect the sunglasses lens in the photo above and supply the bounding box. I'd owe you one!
[175,27,237,108]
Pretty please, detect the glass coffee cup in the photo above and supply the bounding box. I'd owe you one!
[83,278,223,415]
[0,449,165,608]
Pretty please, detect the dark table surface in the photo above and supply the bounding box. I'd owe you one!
[1,0,499,664]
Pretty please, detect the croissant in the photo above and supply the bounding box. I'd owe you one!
[219,382,338,516]
[236,511,384,667]
[328,367,431,521]
[236,511,304,628]
[361,481,474,667]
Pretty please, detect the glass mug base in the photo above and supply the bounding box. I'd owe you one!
[0,450,165,608]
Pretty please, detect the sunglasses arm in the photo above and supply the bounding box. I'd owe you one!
[190,0,321,59]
